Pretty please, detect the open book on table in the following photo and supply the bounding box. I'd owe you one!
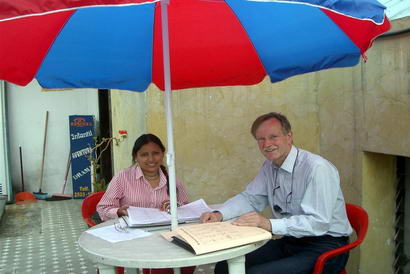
[123,199,212,227]
[161,221,272,255]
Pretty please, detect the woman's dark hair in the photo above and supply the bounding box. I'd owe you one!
[132,134,170,196]
[250,112,292,138]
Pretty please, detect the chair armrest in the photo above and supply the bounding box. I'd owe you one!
[312,241,359,274]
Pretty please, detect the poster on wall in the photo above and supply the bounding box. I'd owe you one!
[69,115,95,199]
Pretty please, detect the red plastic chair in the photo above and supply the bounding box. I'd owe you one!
[81,191,106,227]
[81,191,195,274]
[312,203,369,274]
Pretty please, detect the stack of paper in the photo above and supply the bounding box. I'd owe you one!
[124,199,212,227]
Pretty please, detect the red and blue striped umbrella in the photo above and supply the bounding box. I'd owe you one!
[0,0,390,229]
[1,0,390,92]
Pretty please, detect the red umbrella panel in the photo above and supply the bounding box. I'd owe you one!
[0,0,390,92]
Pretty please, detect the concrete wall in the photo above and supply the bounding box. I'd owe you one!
[108,17,410,274]
[352,17,410,273]
[360,20,410,159]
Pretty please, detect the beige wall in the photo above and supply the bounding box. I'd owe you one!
[361,152,396,274]
[111,16,410,274]
[145,80,321,204]
[110,90,147,174]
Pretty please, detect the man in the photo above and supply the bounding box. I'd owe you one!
[200,112,352,274]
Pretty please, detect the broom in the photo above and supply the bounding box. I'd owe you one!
[33,111,49,199]
[46,154,72,201]
[15,146,37,204]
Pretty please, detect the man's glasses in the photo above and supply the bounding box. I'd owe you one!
[273,205,283,213]
[273,185,292,215]
[272,147,299,215]
[273,192,292,215]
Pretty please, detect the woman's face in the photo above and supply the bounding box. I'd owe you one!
[134,142,164,175]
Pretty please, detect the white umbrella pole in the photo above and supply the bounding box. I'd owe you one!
[160,0,178,231]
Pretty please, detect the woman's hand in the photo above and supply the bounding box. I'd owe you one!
[160,200,171,212]
[117,205,129,217]
[231,211,272,231]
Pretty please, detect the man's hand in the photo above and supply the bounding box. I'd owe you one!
[231,212,272,232]
[117,205,129,217]
[200,211,223,223]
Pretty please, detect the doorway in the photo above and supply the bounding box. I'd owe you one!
[394,156,410,274]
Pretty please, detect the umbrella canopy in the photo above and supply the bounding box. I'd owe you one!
[0,0,390,229]
[1,0,390,92]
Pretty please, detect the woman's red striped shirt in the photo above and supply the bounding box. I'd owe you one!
[97,165,189,221]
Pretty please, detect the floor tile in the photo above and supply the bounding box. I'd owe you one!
[0,199,214,274]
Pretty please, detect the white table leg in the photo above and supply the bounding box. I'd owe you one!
[125,268,140,274]
[173,267,181,274]
[97,264,116,274]
[227,255,246,274]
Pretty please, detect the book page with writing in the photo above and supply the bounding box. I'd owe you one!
[175,222,272,255]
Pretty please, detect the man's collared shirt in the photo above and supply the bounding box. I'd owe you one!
[218,145,353,237]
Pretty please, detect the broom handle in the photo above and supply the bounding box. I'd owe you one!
[19,146,25,192]
[39,111,49,191]
[62,153,71,194]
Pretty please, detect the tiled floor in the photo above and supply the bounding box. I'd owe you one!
[0,199,97,274]
[0,199,214,274]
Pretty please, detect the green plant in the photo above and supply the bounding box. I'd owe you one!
[93,178,107,193]
[88,130,127,192]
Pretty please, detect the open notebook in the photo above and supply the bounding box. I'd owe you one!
[123,199,212,227]
[161,221,272,255]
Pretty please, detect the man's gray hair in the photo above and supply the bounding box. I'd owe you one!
[250,112,292,138]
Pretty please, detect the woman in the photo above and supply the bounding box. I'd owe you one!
[97,133,195,274]
[97,133,189,220]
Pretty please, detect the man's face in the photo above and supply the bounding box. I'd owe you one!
[255,118,293,166]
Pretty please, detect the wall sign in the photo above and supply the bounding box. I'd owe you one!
[69,115,95,199]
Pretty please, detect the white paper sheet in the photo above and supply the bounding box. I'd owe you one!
[85,224,152,243]
[177,199,213,220]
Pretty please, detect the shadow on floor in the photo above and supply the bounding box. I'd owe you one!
[0,202,41,237]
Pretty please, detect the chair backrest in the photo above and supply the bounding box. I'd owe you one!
[81,191,105,227]
[345,203,369,247]
[312,203,369,274]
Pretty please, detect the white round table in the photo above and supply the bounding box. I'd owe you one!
[78,220,267,274]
